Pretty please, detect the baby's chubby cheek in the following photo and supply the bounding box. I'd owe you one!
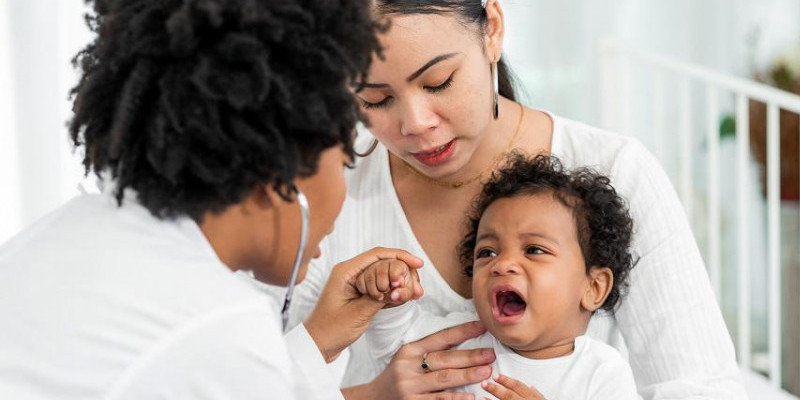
[472,292,497,328]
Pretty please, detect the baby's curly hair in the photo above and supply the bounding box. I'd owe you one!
[69,0,382,221]
[459,153,635,313]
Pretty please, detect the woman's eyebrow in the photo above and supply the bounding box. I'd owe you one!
[359,82,389,89]
[406,52,459,82]
[356,52,460,89]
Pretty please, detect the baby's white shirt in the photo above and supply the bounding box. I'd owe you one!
[367,303,640,400]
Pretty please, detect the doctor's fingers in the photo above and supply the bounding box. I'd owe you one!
[354,247,424,272]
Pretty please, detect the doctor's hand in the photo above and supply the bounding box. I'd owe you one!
[304,247,424,363]
[342,321,495,400]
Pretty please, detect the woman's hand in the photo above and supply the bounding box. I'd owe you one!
[481,375,547,400]
[343,321,496,400]
[304,247,423,362]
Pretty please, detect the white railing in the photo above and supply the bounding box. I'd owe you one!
[600,37,800,395]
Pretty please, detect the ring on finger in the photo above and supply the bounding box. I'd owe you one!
[420,352,431,373]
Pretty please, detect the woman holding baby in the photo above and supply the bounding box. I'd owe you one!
[277,0,747,399]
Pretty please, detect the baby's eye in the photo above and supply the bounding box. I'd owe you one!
[476,248,497,259]
[525,246,545,255]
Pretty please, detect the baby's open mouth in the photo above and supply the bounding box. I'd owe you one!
[492,287,527,322]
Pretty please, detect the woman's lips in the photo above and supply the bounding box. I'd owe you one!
[411,139,456,167]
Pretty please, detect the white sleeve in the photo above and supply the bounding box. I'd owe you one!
[285,323,346,400]
[612,141,745,399]
[366,302,479,367]
[105,306,297,400]
[588,357,642,400]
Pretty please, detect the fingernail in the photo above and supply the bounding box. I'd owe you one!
[480,380,489,389]
[391,291,400,301]
[477,366,491,377]
[492,373,499,381]
[482,349,495,360]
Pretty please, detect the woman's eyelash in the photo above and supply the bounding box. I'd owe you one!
[361,74,454,109]
[361,97,391,110]
[426,75,454,93]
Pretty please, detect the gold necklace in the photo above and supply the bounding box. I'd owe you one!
[401,103,525,189]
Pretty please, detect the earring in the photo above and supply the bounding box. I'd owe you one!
[492,61,499,119]
[354,139,379,157]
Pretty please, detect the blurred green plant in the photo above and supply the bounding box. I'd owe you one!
[719,115,736,139]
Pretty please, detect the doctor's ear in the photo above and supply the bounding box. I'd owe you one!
[252,184,276,209]
[483,0,505,62]
[580,266,613,312]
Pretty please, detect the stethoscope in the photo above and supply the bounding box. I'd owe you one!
[281,188,309,330]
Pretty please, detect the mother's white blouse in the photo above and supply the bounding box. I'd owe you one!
[278,113,746,400]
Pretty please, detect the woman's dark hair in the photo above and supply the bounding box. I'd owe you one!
[374,0,516,101]
[459,153,635,313]
[69,0,382,222]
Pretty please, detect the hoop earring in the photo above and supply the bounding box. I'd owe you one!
[354,139,379,157]
[492,61,499,119]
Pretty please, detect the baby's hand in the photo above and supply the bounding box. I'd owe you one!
[481,374,548,400]
[355,258,423,307]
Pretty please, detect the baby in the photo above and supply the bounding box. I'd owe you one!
[356,154,639,400]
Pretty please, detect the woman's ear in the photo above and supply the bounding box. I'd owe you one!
[484,0,505,62]
[581,266,614,312]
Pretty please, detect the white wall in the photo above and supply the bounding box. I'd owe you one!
[0,0,21,243]
[0,0,91,243]
[502,0,800,126]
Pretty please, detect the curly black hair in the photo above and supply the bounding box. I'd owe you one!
[459,153,635,313]
[68,0,383,221]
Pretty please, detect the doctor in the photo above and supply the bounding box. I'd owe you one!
[0,0,424,399]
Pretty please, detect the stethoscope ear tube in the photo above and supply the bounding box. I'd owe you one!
[281,188,310,330]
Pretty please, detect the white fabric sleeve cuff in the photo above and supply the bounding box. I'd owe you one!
[366,302,419,360]
[371,301,417,326]
[285,323,344,400]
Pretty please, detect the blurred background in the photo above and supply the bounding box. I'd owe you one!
[1,0,799,397]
